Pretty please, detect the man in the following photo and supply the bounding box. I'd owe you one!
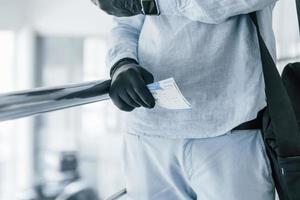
[92,0,278,199]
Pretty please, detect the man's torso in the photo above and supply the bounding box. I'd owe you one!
[125,7,276,138]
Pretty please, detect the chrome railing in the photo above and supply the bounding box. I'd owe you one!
[106,189,127,200]
[0,79,127,200]
[0,80,111,122]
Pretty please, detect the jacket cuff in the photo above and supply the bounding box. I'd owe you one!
[110,58,139,78]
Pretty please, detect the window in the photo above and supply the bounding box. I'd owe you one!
[34,36,125,199]
[0,31,16,200]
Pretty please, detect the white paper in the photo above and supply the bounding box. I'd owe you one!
[147,78,191,110]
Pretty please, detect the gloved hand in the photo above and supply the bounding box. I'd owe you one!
[109,58,156,112]
[91,0,142,17]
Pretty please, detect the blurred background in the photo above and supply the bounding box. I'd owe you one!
[0,0,299,199]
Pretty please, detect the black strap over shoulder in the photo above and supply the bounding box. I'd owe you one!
[297,0,300,31]
[249,7,300,157]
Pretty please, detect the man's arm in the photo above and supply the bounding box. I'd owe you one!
[106,15,144,69]
[106,15,156,112]
[158,0,278,23]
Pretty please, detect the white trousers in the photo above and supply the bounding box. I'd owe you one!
[122,129,275,200]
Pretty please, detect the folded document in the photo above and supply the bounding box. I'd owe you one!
[147,78,191,110]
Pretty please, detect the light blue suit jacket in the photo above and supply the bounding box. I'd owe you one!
[106,0,278,138]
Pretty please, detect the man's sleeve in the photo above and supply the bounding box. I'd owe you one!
[106,15,145,69]
[158,0,278,24]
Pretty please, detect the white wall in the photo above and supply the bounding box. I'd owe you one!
[0,0,113,36]
[273,0,300,60]
[0,0,28,30]
[29,0,113,36]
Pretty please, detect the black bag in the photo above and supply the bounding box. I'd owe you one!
[250,2,300,199]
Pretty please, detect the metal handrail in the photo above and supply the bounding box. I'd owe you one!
[106,189,127,200]
[0,79,128,199]
[0,79,111,122]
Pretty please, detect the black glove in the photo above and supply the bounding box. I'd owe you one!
[109,58,156,112]
[91,0,142,17]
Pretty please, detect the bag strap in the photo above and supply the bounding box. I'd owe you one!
[249,3,300,157]
[297,0,300,32]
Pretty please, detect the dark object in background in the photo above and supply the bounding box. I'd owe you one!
[250,1,300,199]
[55,181,98,200]
[22,152,98,200]
[60,153,78,173]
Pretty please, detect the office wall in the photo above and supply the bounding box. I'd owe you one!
[0,0,28,30]
[273,0,300,60]
[0,0,113,36]
[29,0,113,36]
